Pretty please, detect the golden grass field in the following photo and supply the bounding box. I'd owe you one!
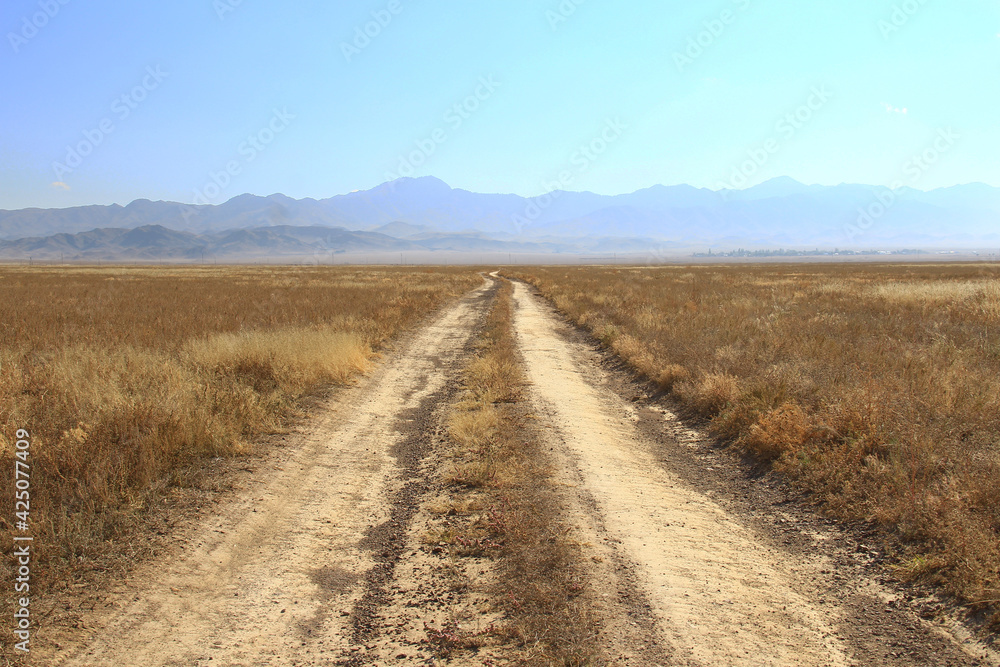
[509,263,1000,624]
[4,261,999,647]
[0,266,480,587]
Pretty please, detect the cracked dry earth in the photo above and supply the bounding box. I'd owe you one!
[40,277,999,666]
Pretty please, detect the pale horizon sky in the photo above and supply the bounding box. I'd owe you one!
[2,1,999,210]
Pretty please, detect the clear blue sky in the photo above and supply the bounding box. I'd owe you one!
[2,0,998,209]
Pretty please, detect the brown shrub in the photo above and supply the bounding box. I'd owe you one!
[741,402,812,460]
[675,372,740,418]
[655,364,691,392]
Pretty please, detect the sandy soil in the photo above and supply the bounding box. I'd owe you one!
[45,281,492,667]
[510,279,997,667]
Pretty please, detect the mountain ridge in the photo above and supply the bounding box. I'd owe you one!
[2,177,999,256]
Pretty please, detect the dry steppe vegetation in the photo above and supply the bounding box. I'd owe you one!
[433,278,599,663]
[0,266,480,591]
[509,263,1000,626]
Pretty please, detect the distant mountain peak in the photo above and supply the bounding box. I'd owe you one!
[726,176,810,200]
[397,175,451,190]
[760,175,805,187]
[403,175,451,187]
[363,175,450,196]
[369,221,430,237]
[226,193,266,203]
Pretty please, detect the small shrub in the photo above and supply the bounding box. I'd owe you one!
[740,402,812,460]
[655,364,690,392]
[675,372,740,418]
[596,323,620,347]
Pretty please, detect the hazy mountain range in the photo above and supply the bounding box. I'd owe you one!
[2,177,999,260]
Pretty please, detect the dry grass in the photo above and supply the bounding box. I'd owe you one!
[0,265,479,600]
[437,278,601,665]
[509,263,1000,627]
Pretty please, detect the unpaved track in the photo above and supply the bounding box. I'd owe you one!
[511,280,993,667]
[49,282,492,667]
[43,277,998,666]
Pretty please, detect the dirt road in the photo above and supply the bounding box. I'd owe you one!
[510,280,995,667]
[43,277,997,666]
[49,282,494,666]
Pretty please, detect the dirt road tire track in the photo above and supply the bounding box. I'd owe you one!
[46,280,494,667]
[510,279,996,667]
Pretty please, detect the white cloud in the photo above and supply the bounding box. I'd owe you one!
[51,181,71,190]
[882,102,908,115]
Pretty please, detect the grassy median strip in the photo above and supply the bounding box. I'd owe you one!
[434,276,600,664]
[509,264,1000,630]
[0,266,480,597]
